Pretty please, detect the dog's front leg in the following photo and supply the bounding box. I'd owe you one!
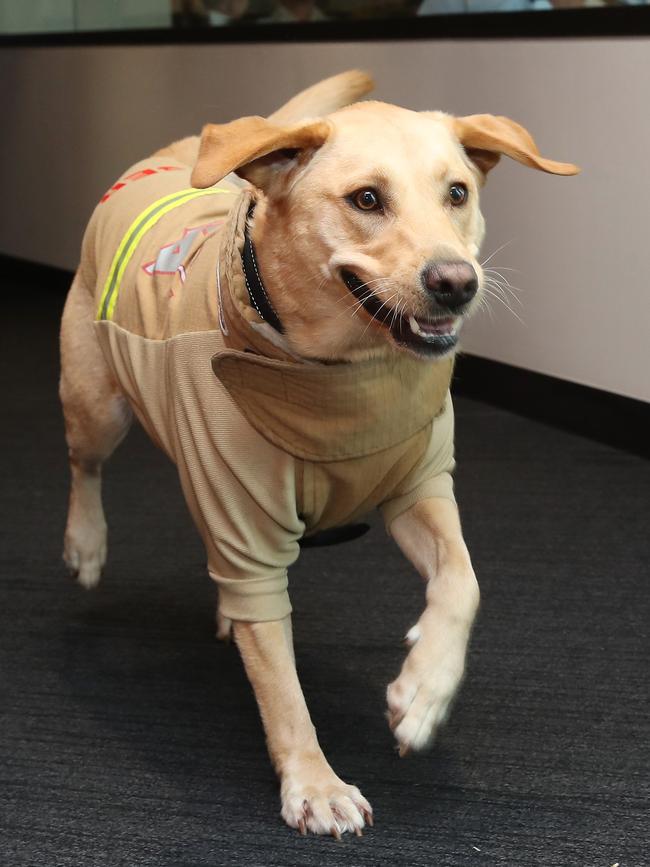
[234,617,373,837]
[386,496,480,754]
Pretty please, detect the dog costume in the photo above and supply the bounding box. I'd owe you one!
[80,157,456,621]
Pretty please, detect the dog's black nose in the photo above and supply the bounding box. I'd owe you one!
[422,261,478,310]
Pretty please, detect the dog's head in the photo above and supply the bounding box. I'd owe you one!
[192,100,579,361]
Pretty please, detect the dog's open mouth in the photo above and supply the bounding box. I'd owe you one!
[341,269,461,356]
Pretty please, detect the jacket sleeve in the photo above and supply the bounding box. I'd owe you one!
[168,332,305,622]
[379,393,456,531]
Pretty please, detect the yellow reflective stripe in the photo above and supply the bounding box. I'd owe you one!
[97,187,228,320]
[104,189,221,321]
[97,187,199,320]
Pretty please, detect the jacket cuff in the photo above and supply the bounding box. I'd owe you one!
[209,569,292,622]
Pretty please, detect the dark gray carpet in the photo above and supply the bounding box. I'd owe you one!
[1,286,648,866]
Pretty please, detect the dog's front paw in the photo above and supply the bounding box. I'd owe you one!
[386,609,470,754]
[280,755,373,838]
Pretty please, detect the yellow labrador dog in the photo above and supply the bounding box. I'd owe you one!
[59,71,578,838]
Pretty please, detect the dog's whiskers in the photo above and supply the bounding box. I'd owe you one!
[336,277,394,311]
[483,276,513,297]
[359,288,401,338]
[480,239,515,268]
[476,291,495,321]
[483,265,520,275]
[481,283,525,324]
[389,297,405,333]
[483,274,524,310]
[332,276,397,307]
[483,278,523,311]
[483,268,522,292]
[332,277,399,324]
[483,268,523,299]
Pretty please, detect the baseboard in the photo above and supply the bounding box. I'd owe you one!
[4,252,647,459]
[453,354,649,460]
[2,252,73,292]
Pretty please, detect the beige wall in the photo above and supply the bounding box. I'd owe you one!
[1,39,648,401]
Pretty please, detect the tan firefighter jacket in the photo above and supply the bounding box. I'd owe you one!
[79,156,456,621]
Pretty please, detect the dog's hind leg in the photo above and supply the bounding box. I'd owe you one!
[59,274,132,588]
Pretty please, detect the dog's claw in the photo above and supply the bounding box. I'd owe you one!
[282,777,372,838]
[363,808,374,827]
[403,624,421,648]
[398,742,411,758]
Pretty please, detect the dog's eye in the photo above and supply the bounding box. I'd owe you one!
[351,188,381,212]
[449,183,468,206]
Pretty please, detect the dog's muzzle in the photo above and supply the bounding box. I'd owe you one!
[341,268,465,357]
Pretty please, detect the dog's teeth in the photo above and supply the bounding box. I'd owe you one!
[408,315,448,342]
[408,315,461,342]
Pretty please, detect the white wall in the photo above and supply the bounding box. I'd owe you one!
[1,39,648,401]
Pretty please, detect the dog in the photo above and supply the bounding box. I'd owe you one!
[59,70,578,837]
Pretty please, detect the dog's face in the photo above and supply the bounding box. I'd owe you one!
[253,104,486,360]
[193,100,578,361]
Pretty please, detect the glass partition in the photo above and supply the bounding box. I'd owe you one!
[0,0,647,36]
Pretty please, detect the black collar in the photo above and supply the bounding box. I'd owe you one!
[241,207,284,334]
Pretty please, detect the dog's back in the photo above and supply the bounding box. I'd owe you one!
[80,70,375,336]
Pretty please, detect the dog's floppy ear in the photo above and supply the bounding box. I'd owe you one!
[191,116,330,190]
[452,114,580,178]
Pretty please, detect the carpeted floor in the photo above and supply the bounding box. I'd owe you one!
[1,284,648,866]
